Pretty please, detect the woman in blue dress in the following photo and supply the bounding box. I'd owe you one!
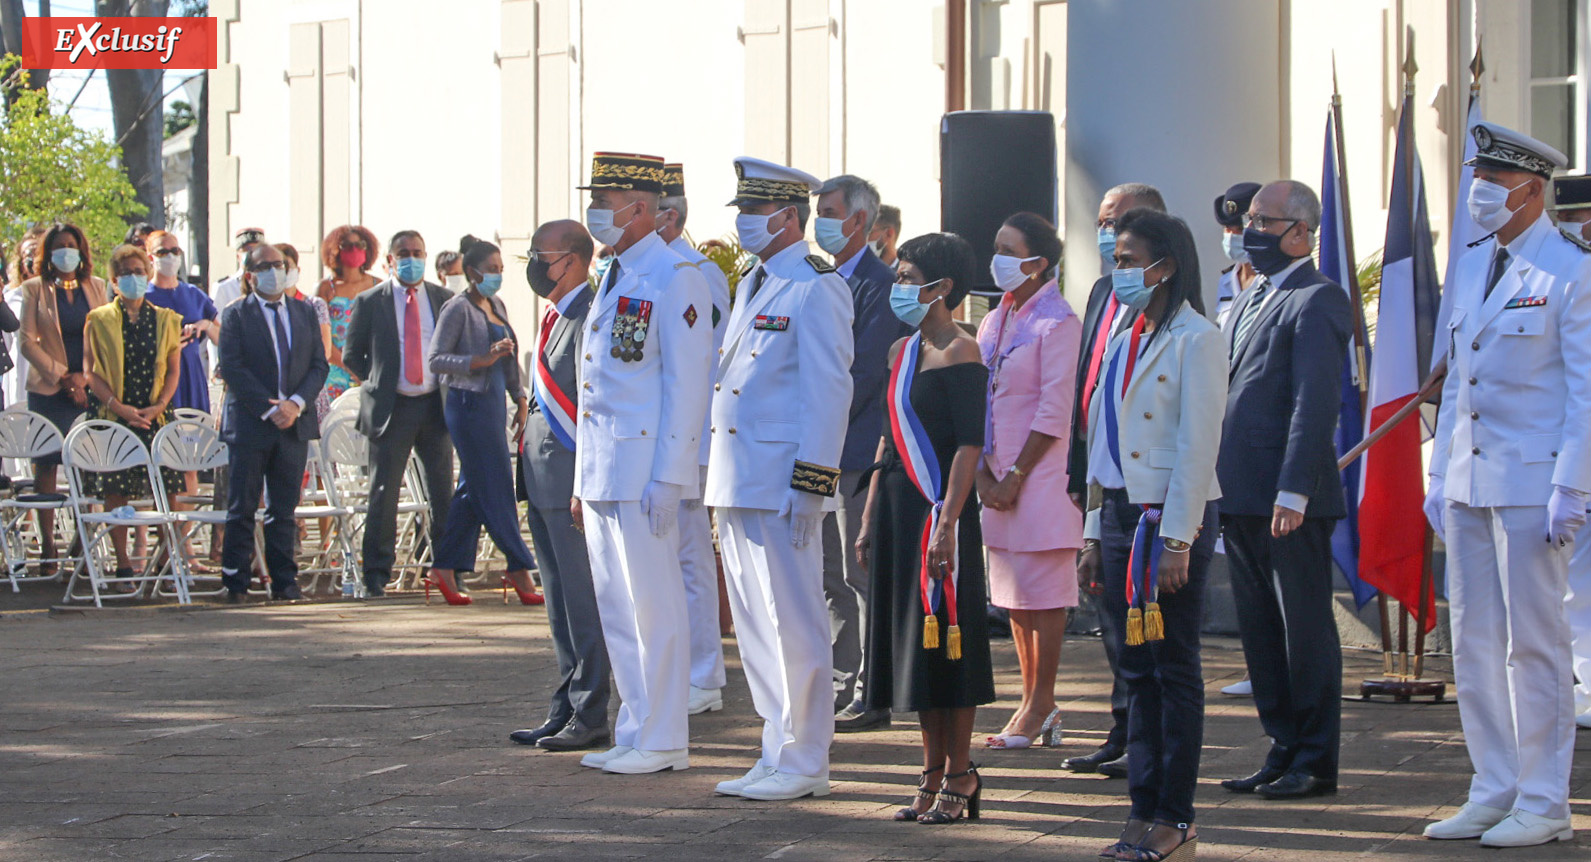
[142,231,217,413]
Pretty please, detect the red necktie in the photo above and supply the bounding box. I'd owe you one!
[536,304,559,372]
[404,287,423,385]
[1080,292,1120,435]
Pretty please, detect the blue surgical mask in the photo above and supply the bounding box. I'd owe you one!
[889,281,941,327]
[51,247,81,274]
[1097,227,1116,261]
[1110,258,1165,309]
[395,256,426,285]
[115,274,148,300]
[252,268,285,298]
[1221,232,1249,264]
[476,272,504,297]
[813,216,851,256]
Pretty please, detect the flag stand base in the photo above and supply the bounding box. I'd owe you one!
[1359,677,1446,702]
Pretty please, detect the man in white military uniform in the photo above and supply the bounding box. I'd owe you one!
[571,153,713,776]
[1550,175,1591,731]
[708,157,854,801]
[656,162,731,716]
[1423,123,1591,848]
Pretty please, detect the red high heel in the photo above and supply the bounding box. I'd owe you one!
[502,573,545,606]
[424,571,472,606]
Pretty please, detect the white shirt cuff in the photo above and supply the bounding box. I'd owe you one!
[1274,491,1309,515]
[289,394,305,410]
[1083,506,1102,542]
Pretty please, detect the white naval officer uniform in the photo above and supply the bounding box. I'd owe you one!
[669,234,731,694]
[574,230,713,754]
[1431,213,1591,822]
[706,238,854,780]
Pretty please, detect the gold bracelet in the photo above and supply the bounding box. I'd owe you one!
[1009,465,1027,479]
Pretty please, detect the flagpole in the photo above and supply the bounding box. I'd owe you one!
[1328,51,1395,676]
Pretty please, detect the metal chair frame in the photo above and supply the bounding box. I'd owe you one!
[149,419,232,599]
[60,421,186,606]
[0,408,80,591]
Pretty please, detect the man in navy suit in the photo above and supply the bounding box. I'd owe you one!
[1062,182,1165,776]
[217,242,330,602]
[1217,180,1351,800]
[814,174,911,731]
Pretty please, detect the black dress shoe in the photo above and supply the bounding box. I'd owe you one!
[1255,771,1336,800]
[1097,753,1130,779]
[270,583,303,601]
[224,590,247,605]
[834,706,891,733]
[537,720,611,752]
[1221,765,1288,794]
[509,720,564,746]
[1062,744,1125,773]
[363,580,386,597]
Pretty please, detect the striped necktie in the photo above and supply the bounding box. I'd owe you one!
[1231,277,1270,357]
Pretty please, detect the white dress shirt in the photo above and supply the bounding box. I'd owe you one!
[252,292,305,420]
[391,280,438,396]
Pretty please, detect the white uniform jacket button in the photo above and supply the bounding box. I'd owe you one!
[714,384,721,391]
[583,382,592,390]
[1157,374,1167,382]
[585,353,592,361]
[582,410,592,418]
[1130,451,1140,459]
[1471,447,1480,455]
[732,388,741,395]
[1471,341,1479,350]
[1143,412,1153,420]
[1469,377,1478,385]
[729,427,737,434]
[592,324,599,332]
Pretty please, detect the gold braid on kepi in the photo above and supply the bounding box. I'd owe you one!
[728,156,822,205]
[736,177,812,202]
[791,461,841,497]
[662,163,686,198]
[578,152,666,193]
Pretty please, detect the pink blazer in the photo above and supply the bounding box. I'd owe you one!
[977,281,1084,552]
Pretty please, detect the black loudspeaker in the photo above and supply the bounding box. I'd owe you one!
[940,110,1058,293]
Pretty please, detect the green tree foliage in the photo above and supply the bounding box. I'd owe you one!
[164,100,195,139]
[0,56,146,271]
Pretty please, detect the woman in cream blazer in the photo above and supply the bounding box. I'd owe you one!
[1079,208,1224,862]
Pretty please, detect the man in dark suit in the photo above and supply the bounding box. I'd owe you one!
[342,230,455,596]
[1062,182,1165,776]
[814,174,912,731]
[1218,179,1351,800]
[217,242,330,601]
[510,220,611,752]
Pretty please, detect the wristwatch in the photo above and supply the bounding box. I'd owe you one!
[1162,538,1191,553]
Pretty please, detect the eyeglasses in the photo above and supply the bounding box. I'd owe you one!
[527,250,572,261]
[151,247,182,257]
[1241,214,1299,233]
[248,262,286,273]
[340,239,368,250]
[1097,218,1118,230]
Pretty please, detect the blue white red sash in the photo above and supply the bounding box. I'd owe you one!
[886,331,961,659]
[532,307,577,451]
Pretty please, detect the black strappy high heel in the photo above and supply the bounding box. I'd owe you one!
[1101,819,1152,858]
[1118,821,1197,862]
[918,764,981,824]
[894,764,944,821]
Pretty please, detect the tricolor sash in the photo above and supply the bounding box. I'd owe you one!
[532,308,577,451]
[1101,314,1166,644]
[886,332,962,661]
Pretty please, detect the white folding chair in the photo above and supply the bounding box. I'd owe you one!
[290,417,360,596]
[172,407,213,426]
[328,387,361,422]
[0,408,79,591]
[150,419,230,598]
[60,421,185,606]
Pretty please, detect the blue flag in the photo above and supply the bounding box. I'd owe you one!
[1319,110,1377,609]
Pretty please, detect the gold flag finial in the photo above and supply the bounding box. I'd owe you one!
[1469,37,1485,93]
[1402,27,1418,96]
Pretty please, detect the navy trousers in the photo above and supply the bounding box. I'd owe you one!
[1100,489,1216,825]
[434,387,535,572]
[221,427,309,594]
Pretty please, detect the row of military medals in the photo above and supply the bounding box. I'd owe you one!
[611,297,653,362]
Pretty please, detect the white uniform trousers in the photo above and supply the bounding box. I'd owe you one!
[584,499,691,752]
[1565,534,1591,715]
[717,506,834,778]
[1445,502,1575,820]
[678,497,727,690]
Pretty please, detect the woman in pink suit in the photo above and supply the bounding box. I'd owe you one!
[976,212,1084,749]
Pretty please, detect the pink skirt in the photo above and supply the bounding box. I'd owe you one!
[988,547,1078,611]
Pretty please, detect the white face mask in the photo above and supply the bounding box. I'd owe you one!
[736,207,791,256]
[868,239,886,258]
[154,253,182,278]
[1467,178,1530,233]
[586,200,640,247]
[283,267,300,290]
[1221,232,1249,264]
[444,274,468,293]
[989,253,1039,292]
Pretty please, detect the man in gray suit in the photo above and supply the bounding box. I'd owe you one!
[342,230,455,596]
[510,219,611,751]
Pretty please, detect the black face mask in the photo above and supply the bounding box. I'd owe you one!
[525,257,558,299]
[1242,223,1301,276]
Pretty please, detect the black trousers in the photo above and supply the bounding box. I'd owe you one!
[1101,489,1215,824]
[1221,514,1341,781]
[361,392,454,587]
[221,428,309,594]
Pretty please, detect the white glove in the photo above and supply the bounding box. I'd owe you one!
[1422,475,1446,541]
[779,488,825,549]
[640,480,683,538]
[1546,485,1589,547]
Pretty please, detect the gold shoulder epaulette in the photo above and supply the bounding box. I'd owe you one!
[806,254,835,274]
[674,260,699,269]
